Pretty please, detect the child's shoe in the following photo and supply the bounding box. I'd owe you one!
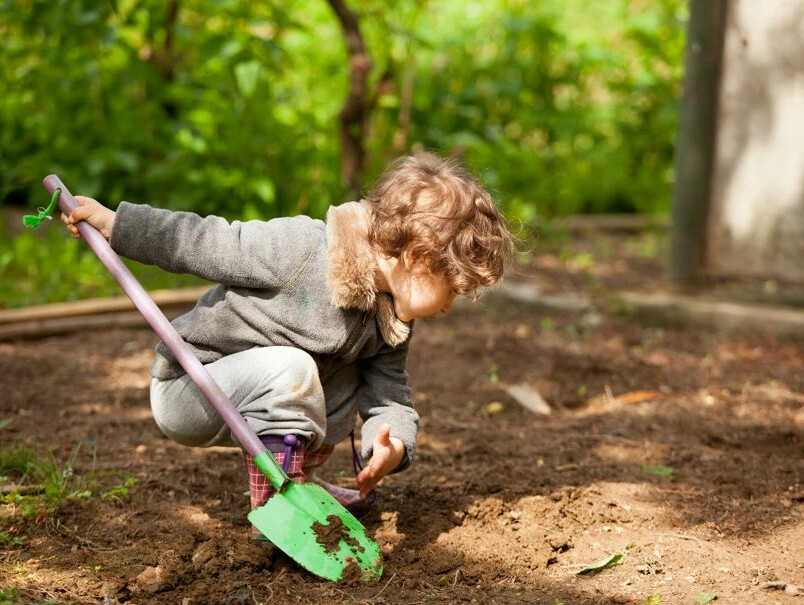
[311,476,374,518]
[303,441,375,518]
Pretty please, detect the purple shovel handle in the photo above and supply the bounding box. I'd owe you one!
[42,175,267,460]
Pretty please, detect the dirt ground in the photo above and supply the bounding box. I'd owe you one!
[1,229,803,604]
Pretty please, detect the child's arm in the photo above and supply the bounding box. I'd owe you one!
[63,197,316,289]
[355,341,419,496]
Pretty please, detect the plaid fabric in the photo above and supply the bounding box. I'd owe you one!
[244,443,335,511]
[244,449,305,511]
[303,444,334,471]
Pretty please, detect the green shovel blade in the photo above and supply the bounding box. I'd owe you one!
[248,454,383,582]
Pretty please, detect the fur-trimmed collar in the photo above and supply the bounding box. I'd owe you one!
[325,201,410,347]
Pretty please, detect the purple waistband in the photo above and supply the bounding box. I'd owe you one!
[259,434,304,473]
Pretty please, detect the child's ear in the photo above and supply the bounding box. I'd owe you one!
[399,248,415,271]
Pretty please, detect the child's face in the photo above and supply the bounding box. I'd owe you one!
[392,264,456,322]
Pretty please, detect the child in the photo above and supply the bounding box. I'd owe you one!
[62,152,512,539]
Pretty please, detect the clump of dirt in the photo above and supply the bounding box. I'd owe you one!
[337,558,367,586]
[311,514,365,556]
[312,514,347,553]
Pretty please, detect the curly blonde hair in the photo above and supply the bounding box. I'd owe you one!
[366,152,513,299]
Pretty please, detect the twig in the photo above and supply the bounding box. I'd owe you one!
[656,532,711,543]
[372,572,396,599]
[604,384,615,406]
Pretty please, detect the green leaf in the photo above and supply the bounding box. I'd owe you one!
[0,419,11,431]
[234,60,262,97]
[251,178,276,204]
[577,553,624,575]
[645,595,661,605]
[693,594,717,603]
[642,465,674,479]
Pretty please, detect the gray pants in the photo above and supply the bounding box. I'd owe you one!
[150,346,328,451]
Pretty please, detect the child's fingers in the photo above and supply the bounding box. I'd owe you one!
[67,205,93,224]
[356,468,378,499]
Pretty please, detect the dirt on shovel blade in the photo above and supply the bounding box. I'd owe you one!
[311,514,366,555]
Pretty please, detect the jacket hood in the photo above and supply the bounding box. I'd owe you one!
[325,201,410,347]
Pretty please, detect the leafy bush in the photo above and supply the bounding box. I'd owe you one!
[0,0,686,306]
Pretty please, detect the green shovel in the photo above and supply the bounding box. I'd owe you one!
[38,175,383,582]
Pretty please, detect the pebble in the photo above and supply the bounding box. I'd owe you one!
[484,401,504,415]
[135,567,160,593]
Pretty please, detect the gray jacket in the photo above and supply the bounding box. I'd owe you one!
[110,200,418,467]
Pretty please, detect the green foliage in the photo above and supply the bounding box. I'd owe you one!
[0,532,26,549]
[642,464,675,480]
[386,1,686,220]
[0,216,206,307]
[577,552,625,575]
[0,440,137,517]
[1,0,686,306]
[0,587,21,605]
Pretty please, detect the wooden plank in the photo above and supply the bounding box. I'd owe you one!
[0,308,190,341]
[0,286,209,324]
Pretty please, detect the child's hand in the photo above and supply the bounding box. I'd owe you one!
[60,196,116,241]
[356,424,406,499]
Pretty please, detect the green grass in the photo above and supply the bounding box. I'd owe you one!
[0,423,133,605]
[0,425,137,518]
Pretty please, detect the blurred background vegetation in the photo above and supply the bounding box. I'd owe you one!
[0,0,686,307]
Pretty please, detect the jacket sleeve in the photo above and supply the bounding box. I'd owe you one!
[109,202,315,289]
[356,337,419,473]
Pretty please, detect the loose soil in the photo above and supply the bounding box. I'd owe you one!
[1,230,803,604]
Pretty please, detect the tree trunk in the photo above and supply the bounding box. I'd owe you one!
[326,0,372,194]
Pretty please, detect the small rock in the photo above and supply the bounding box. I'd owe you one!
[503,383,551,416]
[484,401,504,416]
[136,567,160,593]
[785,584,799,596]
[135,444,147,455]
